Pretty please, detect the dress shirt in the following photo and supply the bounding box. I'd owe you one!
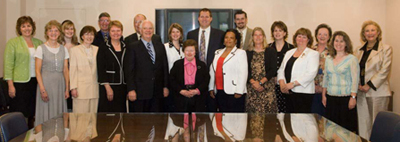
[237,27,247,47]
[323,55,359,96]
[137,33,141,40]
[141,39,156,60]
[28,48,36,77]
[198,26,211,60]
[184,58,197,85]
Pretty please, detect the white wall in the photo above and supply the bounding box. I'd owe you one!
[2,0,399,113]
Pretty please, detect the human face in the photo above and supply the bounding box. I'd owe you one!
[98,16,110,32]
[333,35,346,53]
[198,11,212,29]
[63,25,74,39]
[224,32,237,48]
[140,21,154,41]
[82,32,95,45]
[317,28,329,45]
[363,24,379,42]
[184,46,196,61]
[295,34,309,48]
[234,14,247,30]
[109,26,122,40]
[253,30,264,45]
[20,22,33,37]
[170,28,181,42]
[273,27,286,41]
[134,15,146,33]
[46,26,60,42]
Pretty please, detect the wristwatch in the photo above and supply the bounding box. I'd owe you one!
[351,95,357,99]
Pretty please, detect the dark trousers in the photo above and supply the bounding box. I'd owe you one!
[130,97,163,112]
[10,78,37,128]
[206,91,218,112]
[285,91,314,113]
[311,93,326,116]
[326,95,358,133]
[98,84,127,112]
[215,90,245,112]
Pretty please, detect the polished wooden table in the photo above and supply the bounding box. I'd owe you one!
[10,113,368,142]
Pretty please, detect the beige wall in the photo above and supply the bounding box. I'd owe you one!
[0,0,6,78]
[2,0,399,112]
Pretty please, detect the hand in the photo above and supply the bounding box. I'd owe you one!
[65,90,70,99]
[280,83,289,94]
[322,96,327,107]
[251,81,261,90]
[163,87,169,97]
[358,85,363,91]
[361,85,371,93]
[128,90,137,101]
[286,82,295,90]
[40,88,49,102]
[315,85,323,93]
[234,94,242,98]
[256,85,265,92]
[348,97,356,110]
[189,89,199,97]
[180,90,191,98]
[105,85,114,101]
[71,89,78,98]
[210,90,215,99]
[8,85,16,98]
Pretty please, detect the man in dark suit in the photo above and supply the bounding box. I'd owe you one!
[186,8,224,112]
[124,20,169,112]
[93,12,110,47]
[124,14,162,45]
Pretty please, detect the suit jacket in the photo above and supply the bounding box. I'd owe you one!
[92,31,108,47]
[277,48,319,94]
[354,42,392,97]
[124,33,162,46]
[97,40,126,85]
[242,27,253,50]
[186,27,224,67]
[169,58,210,111]
[69,44,99,99]
[246,47,277,83]
[124,39,169,100]
[209,47,248,95]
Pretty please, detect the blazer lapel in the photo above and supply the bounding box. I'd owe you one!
[223,47,238,64]
[366,43,382,62]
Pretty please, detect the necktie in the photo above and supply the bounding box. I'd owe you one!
[200,30,206,63]
[239,31,244,49]
[104,34,108,43]
[146,42,155,64]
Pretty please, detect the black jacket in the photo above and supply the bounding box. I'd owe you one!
[246,47,278,82]
[97,40,126,85]
[124,33,162,46]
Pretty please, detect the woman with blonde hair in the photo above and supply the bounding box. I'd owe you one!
[60,20,79,50]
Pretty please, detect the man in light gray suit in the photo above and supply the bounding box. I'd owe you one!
[235,10,253,50]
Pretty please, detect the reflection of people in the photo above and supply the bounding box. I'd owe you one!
[209,29,248,112]
[269,21,295,113]
[206,113,248,141]
[291,114,319,142]
[69,113,98,141]
[169,39,210,112]
[34,113,69,142]
[97,20,127,112]
[277,28,319,113]
[4,16,43,128]
[35,20,69,126]
[355,20,392,138]
[322,31,359,132]
[69,26,99,113]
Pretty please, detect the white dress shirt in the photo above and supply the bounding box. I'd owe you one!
[197,26,211,61]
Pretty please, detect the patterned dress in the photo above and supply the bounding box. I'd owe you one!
[246,51,278,139]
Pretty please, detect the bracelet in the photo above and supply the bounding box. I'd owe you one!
[259,81,263,85]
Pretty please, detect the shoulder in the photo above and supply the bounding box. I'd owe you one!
[32,37,43,44]
[306,48,319,55]
[188,29,198,34]
[215,48,224,54]
[380,43,392,51]
[212,28,224,34]
[6,37,21,44]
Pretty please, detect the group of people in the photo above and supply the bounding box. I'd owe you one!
[4,8,392,139]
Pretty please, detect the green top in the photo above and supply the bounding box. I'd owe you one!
[3,36,43,82]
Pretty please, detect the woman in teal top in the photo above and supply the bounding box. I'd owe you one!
[322,31,359,133]
[3,16,43,128]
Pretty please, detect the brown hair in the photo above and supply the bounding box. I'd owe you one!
[198,8,212,17]
[314,23,332,43]
[98,12,110,20]
[293,28,313,48]
[108,20,123,31]
[270,21,288,40]
[360,20,382,42]
[329,31,353,58]
[183,39,198,51]
[168,23,184,43]
[249,27,268,51]
[79,25,97,42]
[60,20,79,45]
[44,20,62,43]
[16,16,36,36]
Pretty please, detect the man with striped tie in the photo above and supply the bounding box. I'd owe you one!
[124,20,169,112]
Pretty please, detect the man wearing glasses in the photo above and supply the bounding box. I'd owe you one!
[93,12,111,47]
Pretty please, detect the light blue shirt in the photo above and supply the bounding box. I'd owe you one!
[141,39,156,60]
[322,54,360,96]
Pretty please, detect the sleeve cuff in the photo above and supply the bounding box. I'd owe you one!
[367,81,377,91]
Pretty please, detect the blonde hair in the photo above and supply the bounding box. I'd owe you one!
[44,20,62,43]
[360,20,382,42]
[248,27,268,51]
[60,20,79,45]
[108,20,123,31]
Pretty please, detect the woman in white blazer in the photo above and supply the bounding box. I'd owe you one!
[209,29,248,112]
[277,28,319,113]
[355,20,392,139]
[69,26,99,113]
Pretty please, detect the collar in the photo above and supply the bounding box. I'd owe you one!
[168,42,183,48]
[200,26,211,33]
[360,40,379,51]
[105,39,126,48]
[236,27,247,34]
[141,38,153,46]
[100,30,109,37]
[184,58,196,65]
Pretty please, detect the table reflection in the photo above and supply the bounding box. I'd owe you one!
[11,113,367,142]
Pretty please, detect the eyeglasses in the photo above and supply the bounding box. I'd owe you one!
[99,19,110,23]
